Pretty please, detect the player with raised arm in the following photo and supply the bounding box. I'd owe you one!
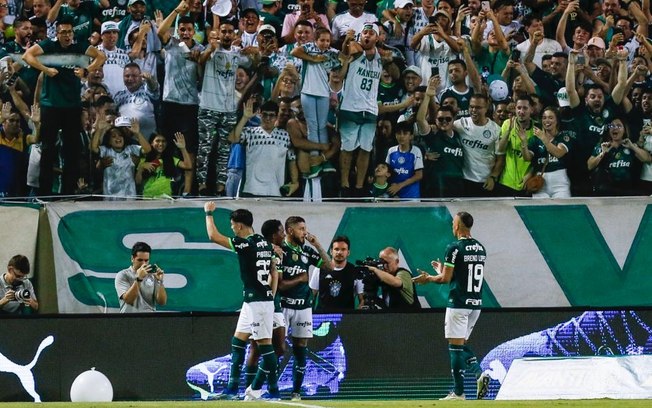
[414,211,489,400]
[204,202,280,400]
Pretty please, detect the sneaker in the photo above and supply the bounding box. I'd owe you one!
[207,390,238,400]
[477,373,490,400]
[244,385,264,401]
[440,391,465,400]
[291,392,302,401]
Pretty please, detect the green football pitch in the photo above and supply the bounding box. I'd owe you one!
[1,401,651,408]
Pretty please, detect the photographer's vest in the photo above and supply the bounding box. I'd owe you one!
[382,268,421,310]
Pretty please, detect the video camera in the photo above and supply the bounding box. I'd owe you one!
[355,257,386,310]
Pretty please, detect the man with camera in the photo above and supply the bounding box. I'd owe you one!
[309,235,363,311]
[365,247,418,310]
[1,255,38,314]
[114,241,167,313]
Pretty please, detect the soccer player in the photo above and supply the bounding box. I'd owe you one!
[414,211,490,400]
[278,216,332,401]
[203,202,279,400]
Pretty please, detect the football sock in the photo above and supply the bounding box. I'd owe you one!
[292,345,308,394]
[252,344,279,393]
[463,345,482,377]
[244,364,257,387]
[226,337,247,392]
[449,344,466,396]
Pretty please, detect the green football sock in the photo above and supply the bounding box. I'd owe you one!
[292,345,308,394]
[227,337,247,392]
[252,344,279,393]
[244,364,257,387]
[463,345,482,377]
[449,344,466,396]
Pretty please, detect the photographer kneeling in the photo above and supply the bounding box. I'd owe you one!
[1,255,38,314]
[366,247,419,310]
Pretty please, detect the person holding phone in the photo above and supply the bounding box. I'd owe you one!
[114,241,167,313]
[514,14,562,68]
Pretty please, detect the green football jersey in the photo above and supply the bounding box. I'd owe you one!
[279,241,322,310]
[229,234,274,303]
[444,237,486,310]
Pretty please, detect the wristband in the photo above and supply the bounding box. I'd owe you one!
[136,277,143,282]
[205,211,213,216]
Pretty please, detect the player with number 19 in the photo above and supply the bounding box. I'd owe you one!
[203,201,280,400]
[413,211,489,400]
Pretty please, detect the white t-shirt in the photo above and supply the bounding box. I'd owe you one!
[331,11,377,40]
[113,84,159,139]
[419,34,457,90]
[98,44,130,96]
[453,117,503,183]
[239,126,293,196]
[516,38,562,69]
[99,144,142,199]
[162,37,204,105]
[199,45,242,112]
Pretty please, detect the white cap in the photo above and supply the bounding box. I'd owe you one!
[489,80,509,102]
[403,65,422,78]
[556,87,570,107]
[101,21,120,35]
[394,0,414,9]
[257,24,276,35]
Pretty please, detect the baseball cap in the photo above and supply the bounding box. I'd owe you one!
[394,0,414,9]
[257,24,276,35]
[242,7,259,17]
[403,65,422,78]
[127,0,145,6]
[587,37,606,49]
[361,22,380,36]
[101,21,120,35]
[488,79,509,102]
[556,87,570,107]
[211,0,232,17]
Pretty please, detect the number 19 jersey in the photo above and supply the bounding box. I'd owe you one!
[444,237,486,310]
[230,234,274,303]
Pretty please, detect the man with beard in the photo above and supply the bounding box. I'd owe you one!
[2,17,39,94]
[338,23,383,197]
[157,0,203,196]
[196,21,245,196]
[566,48,630,196]
[310,235,363,311]
[113,62,158,139]
[278,216,331,401]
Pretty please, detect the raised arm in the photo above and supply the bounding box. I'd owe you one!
[611,48,630,108]
[524,30,542,75]
[173,132,193,170]
[204,201,231,248]
[566,52,580,108]
[416,76,438,135]
[556,0,577,50]
[47,0,65,24]
[158,0,189,45]
[229,97,255,144]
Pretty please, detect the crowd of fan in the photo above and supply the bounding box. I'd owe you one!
[0,0,651,201]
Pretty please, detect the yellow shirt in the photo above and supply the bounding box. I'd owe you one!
[498,120,534,191]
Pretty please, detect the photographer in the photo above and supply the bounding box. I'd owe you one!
[0,255,38,314]
[366,247,419,310]
[114,241,167,313]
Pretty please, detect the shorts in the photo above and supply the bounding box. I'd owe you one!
[444,308,481,340]
[338,110,377,152]
[273,311,286,330]
[283,308,313,339]
[235,301,274,340]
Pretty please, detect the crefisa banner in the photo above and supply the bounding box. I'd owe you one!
[47,199,652,313]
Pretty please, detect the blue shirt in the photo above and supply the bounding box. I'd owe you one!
[386,144,424,198]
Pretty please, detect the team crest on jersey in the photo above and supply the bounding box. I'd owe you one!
[483,130,492,139]
[397,156,406,164]
[301,255,309,264]
[329,280,342,297]
[602,110,609,119]
[624,149,630,155]
[291,253,298,261]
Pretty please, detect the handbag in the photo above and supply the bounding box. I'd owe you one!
[525,155,549,194]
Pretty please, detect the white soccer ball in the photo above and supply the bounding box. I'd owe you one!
[70,367,113,402]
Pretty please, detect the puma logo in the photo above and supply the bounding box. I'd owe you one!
[0,335,54,402]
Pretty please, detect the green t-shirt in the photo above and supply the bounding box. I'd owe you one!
[141,157,180,198]
[279,240,322,310]
[528,130,574,173]
[444,237,486,310]
[499,119,535,190]
[38,39,90,108]
[474,45,510,78]
[423,130,464,179]
[591,143,636,183]
[229,234,275,303]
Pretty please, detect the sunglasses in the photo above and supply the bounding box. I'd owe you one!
[437,117,453,123]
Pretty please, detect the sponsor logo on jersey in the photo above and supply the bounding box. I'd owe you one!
[235,242,249,249]
[284,264,308,276]
[281,297,305,306]
[462,139,490,150]
[443,147,463,157]
[465,243,484,252]
[465,298,482,306]
[609,159,631,169]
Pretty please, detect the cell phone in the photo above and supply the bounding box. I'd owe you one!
[576,54,585,65]
[481,1,491,11]
[510,49,521,62]
[431,67,439,78]
[6,72,19,87]
[428,16,438,25]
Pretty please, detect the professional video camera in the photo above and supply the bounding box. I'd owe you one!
[355,257,385,310]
